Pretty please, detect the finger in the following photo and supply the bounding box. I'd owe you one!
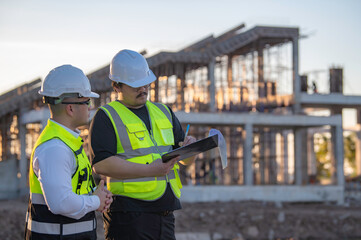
[178,141,183,147]
[98,180,104,190]
[183,137,192,145]
[184,136,195,145]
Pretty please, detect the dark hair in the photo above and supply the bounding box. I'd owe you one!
[112,81,123,91]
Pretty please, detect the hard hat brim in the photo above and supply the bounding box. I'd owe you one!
[38,90,100,98]
[109,69,157,88]
[84,91,100,98]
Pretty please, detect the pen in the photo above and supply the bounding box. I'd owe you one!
[184,124,190,140]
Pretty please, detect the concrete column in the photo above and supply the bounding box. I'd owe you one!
[269,131,277,184]
[227,54,233,109]
[294,128,303,185]
[257,43,265,99]
[176,63,185,111]
[330,109,342,184]
[18,110,28,195]
[356,130,361,175]
[243,123,253,185]
[0,117,6,160]
[282,131,289,184]
[208,58,216,112]
[153,67,160,102]
[334,124,345,205]
[292,37,301,114]
[307,130,317,183]
[356,110,361,175]
[333,125,345,187]
[301,129,308,184]
[259,131,266,184]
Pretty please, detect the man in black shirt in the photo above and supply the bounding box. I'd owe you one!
[89,49,196,240]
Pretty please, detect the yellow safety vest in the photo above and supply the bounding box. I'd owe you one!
[100,100,183,201]
[25,120,96,239]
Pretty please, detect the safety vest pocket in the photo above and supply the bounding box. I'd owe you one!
[125,123,149,149]
[155,119,174,145]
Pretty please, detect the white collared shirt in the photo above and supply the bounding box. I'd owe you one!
[33,119,100,219]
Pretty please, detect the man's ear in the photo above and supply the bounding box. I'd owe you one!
[65,104,74,117]
[113,85,121,93]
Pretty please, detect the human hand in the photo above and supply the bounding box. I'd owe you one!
[149,157,180,176]
[93,180,112,213]
[103,188,113,211]
[179,136,196,147]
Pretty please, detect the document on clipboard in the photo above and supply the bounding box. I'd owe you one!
[162,134,218,163]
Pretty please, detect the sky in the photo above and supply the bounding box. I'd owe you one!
[1,0,361,124]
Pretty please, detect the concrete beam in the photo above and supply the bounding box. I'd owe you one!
[20,108,50,124]
[175,112,342,127]
[20,108,98,124]
[181,185,344,204]
[300,93,361,108]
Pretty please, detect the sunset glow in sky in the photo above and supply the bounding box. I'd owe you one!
[1,0,360,126]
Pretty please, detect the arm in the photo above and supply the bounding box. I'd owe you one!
[93,155,179,180]
[34,140,100,219]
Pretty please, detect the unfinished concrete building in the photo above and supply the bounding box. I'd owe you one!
[1,23,360,204]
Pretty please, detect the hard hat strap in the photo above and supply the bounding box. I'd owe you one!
[43,93,82,105]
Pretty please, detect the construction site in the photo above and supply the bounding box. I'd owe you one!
[1,23,361,239]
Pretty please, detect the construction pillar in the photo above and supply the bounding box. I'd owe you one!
[333,124,344,187]
[329,68,343,93]
[257,42,265,99]
[330,108,342,184]
[153,67,160,102]
[307,130,317,183]
[208,58,216,112]
[243,123,253,185]
[0,117,6,160]
[269,131,277,184]
[18,109,28,195]
[176,63,185,111]
[227,54,233,109]
[292,36,301,114]
[355,110,361,175]
[294,128,303,185]
[282,131,289,184]
[356,130,361,176]
[259,130,266,184]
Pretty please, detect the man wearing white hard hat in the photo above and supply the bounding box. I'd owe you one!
[25,65,113,240]
[89,50,197,239]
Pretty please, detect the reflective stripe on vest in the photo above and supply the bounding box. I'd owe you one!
[119,145,170,159]
[100,101,182,200]
[27,217,96,235]
[30,192,92,205]
[110,171,176,183]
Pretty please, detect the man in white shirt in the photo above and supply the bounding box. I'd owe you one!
[25,64,112,240]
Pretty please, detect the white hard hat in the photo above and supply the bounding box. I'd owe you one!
[109,49,156,88]
[39,64,99,98]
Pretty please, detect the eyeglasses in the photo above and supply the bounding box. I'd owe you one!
[61,99,91,106]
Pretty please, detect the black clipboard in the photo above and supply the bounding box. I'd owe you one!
[162,134,218,163]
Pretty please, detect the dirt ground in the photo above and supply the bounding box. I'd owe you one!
[2,196,361,240]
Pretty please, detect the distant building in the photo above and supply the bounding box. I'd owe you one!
[1,23,360,204]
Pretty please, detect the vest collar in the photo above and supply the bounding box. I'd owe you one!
[46,119,83,152]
